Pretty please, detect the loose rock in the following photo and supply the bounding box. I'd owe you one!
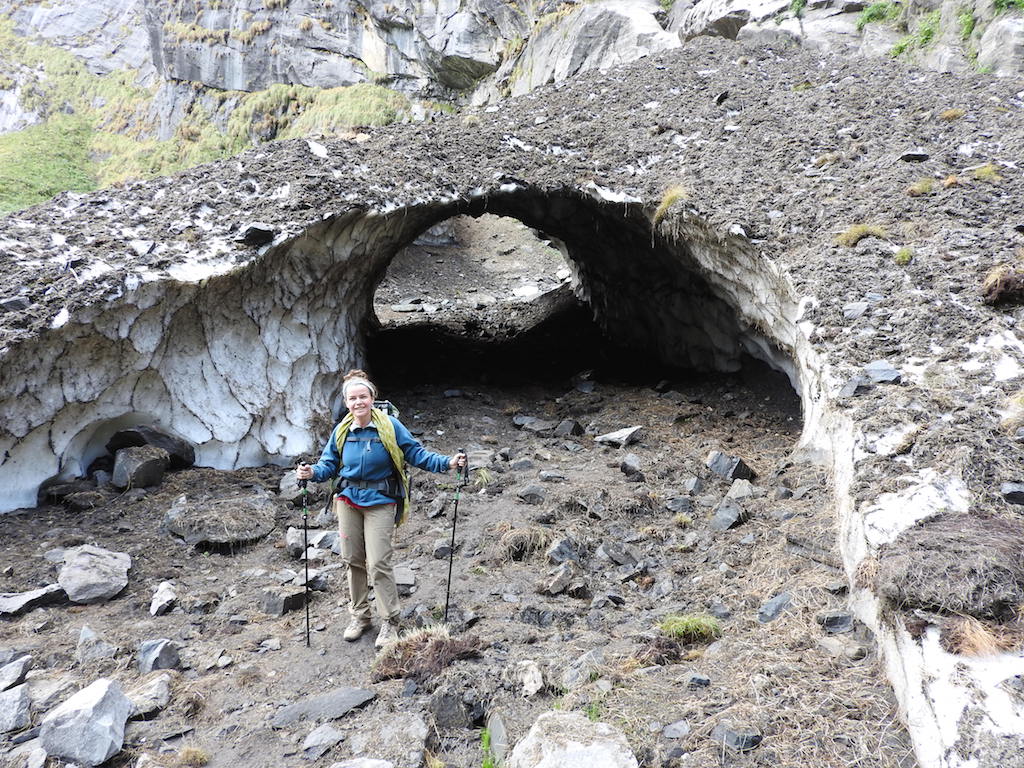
[0,683,30,733]
[137,639,179,674]
[758,592,792,623]
[149,581,177,616]
[271,687,375,728]
[595,426,644,447]
[40,678,132,766]
[705,450,756,481]
[303,723,345,759]
[507,711,638,768]
[58,545,131,605]
[0,654,31,692]
[111,445,170,489]
[710,722,763,753]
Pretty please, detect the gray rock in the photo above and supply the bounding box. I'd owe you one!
[303,723,345,759]
[286,526,308,559]
[127,672,173,719]
[758,592,792,623]
[40,679,132,766]
[149,581,177,616]
[261,587,306,616]
[553,419,583,437]
[774,486,794,500]
[26,747,46,768]
[665,497,693,515]
[816,610,855,634]
[0,654,31,692]
[543,561,587,597]
[76,625,118,664]
[429,688,470,729]
[511,458,536,471]
[843,301,869,320]
[508,711,638,767]
[561,648,604,690]
[137,639,179,674]
[58,545,131,604]
[710,499,749,531]
[310,530,340,553]
[486,711,510,766]
[433,538,455,559]
[0,296,30,311]
[346,712,428,767]
[280,469,327,507]
[705,451,756,481]
[977,16,1024,77]
[710,722,762,753]
[663,719,691,738]
[708,600,732,619]
[682,476,705,495]
[686,673,711,688]
[522,418,559,434]
[898,150,930,163]
[864,360,901,384]
[0,584,65,616]
[111,445,170,489]
[725,479,756,500]
[546,537,581,564]
[539,470,567,482]
[620,453,643,477]
[164,493,276,549]
[427,492,449,518]
[597,541,638,566]
[595,426,644,447]
[0,683,30,733]
[1001,482,1024,505]
[838,375,873,397]
[106,426,194,470]
[517,485,546,505]
[272,687,375,728]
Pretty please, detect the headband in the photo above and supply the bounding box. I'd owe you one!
[343,376,377,399]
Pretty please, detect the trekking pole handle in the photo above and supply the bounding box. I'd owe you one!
[457,449,468,487]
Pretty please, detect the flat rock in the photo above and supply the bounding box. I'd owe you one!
[0,683,30,733]
[561,648,605,690]
[271,687,376,728]
[710,499,749,531]
[76,625,118,664]
[303,723,345,759]
[663,719,691,738]
[517,484,546,505]
[758,591,792,623]
[816,610,855,634]
[0,654,32,692]
[594,426,644,447]
[261,586,307,616]
[127,672,173,719]
[40,678,132,766]
[58,545,131,604]
[864,360,901,384]
[111,445,170,489]
[164,493,276,549]
[1001,482,1024,505]
[0,584,65,616]
[347,712,427,767]
[507,711,638,768]
[710,722,762,753]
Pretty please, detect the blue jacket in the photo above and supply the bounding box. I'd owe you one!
[310,415,451,507]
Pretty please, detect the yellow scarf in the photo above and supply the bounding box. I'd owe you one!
[332,407,410,524]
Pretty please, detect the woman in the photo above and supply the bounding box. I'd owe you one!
[297,370,466,649]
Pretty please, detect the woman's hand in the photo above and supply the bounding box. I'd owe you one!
[449,453,467,471]
[296,463,313,481]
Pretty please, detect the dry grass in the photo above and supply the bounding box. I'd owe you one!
[982,264,1024,305]
[940,615,1022,656]
[659,613,723,642]
[490,521,554,562]
[178,747,209,767]
[971,163,1003,183]
[940,107,966,121]
[942,174,960,188]
[652,184,688,224]
[371,625,483,682]
[836,223,888,247]
[906,177,934,196]
[1000,391,1024,433]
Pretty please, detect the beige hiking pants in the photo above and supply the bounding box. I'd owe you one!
[336,499,399,621]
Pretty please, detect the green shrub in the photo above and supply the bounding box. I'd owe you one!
[894,247,915,266]
[856,1,900,32]
[994,0,1024,12]
[957,7,976,39]
[659,613,722,642]
[790,0,807,18]
[0,114,96,214]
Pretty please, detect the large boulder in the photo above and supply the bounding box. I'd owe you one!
[40,678,132,766]
[111,445,170,489]
[106,425,195,470]
[508,711,638,768]
[58,545,131,604]
[976,16,1024,77]
[163,492,276,550]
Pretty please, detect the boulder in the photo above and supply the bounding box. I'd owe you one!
[508,711,638,768]
[976,16,1024,77]
[0,654,31,691]
[40,679,132,766]
[111,445,170,489]
[271,687,376,728]
[0,683,30,733]
[76,625,118,664]
[127,672,173,719]
[164,493,276,549]
[58,545,131,604]
[137,639,179,674]
[0,584,65,616]
[150,581,177,616]
[106,425,194,469]
[595,426,644,447]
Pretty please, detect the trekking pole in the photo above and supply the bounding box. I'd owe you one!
[299,465,311,648]
[443,450,468,625]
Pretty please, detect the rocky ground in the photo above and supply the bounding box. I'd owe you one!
[0,224,917,768]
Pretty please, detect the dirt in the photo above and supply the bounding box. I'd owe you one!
[0,228,916,766]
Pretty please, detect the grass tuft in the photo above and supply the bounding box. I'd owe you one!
[653,185,688,224]
[836,223,888,247]
[906,177,934,197]
[940,615,1021,656]
[178,747,209,767]
[894,247,914,266]
[972,163,1003,183]
[659,613,722,642]
[856,1,900,32]
[491,522,554,562]
[371,624,483,682]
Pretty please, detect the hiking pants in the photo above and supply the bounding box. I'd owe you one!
[336,498,399,621]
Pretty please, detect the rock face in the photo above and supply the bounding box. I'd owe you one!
[40,678,132,767]
[507,711,638,768]
[58,545,132,604]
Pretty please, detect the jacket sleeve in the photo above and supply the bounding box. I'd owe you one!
[309,427,341,483]
[392,417,451,474]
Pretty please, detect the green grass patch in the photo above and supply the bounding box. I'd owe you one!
[789,0,807,19]
[856,1,901,32]
[891,10,941,56]
[972,163,1003,183]
[994,0,1024,12]
[957,7,976,39]
[894,247,915,266]
[906,177,934,196]
[837,223,888,246]
[0,113,96,214]
[659,613,722,642]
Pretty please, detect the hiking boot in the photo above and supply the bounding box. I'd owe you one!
[374,619,398,649]
[343,617,371,641]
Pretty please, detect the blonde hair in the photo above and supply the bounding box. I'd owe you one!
[342,369,377,400]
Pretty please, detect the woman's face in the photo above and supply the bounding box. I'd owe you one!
[345,384,373,419]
